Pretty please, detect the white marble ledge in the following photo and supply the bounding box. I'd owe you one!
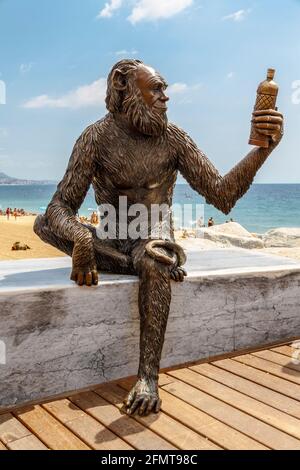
[1,248,300,294]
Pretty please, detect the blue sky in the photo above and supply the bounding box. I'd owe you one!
[0,0,300,182]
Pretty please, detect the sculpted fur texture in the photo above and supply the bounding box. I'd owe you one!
[34,59,284,416]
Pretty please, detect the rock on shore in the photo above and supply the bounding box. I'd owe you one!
[195,222,264,249]
[263,228,300,248]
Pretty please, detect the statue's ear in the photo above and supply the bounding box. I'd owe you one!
[111,68,127,91]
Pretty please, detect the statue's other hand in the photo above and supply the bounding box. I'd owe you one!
[70,265,98,286]
[252,108,284,145]
[71,241,98,286]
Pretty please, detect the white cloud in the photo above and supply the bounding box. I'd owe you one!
[115,49,138,56]
[292,80,300,105]
[222,9,251,22]
[168,82,202,94]
[20,63,34,75]
[168,82,202,98]
[23,78,107,109]
[128,0,193,24]
[0,80,6,105]
[168,83,188,94]
[98,0,193,23]
[98,0,123,18]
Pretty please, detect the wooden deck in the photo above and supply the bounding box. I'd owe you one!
[1,341,300,450]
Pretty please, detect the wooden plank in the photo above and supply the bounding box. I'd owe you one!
[191,363,300,418]
[158,374,176,387]
[163,376,300,449]
[213,358,300,402]
[65,414,133,451]
[272,345,295,357]
[169,368,300,443]
[70,390,175,450]
[234,354,300,385]
[253,350,300,372]
[7,435,48,450]
[43,399,132,450]
[13,405,90,450]
[97,381,220,450]
[118,377,267,450]
[0,413,31,445]
[42,399,86,423]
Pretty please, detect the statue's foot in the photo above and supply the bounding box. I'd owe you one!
[170,266,187,282]
[124,378,161,416]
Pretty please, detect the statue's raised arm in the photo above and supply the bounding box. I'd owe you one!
[173,108,284,214]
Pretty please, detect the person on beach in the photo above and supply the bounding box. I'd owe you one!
[208,217,215,227]
[6,207,10,220]
[13,208,18,221]
[90,211,99,225]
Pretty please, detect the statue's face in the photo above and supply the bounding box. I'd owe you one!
[121,64,169,136]
[135,66,169,113]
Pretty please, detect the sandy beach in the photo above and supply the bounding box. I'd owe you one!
[0,215,64,260]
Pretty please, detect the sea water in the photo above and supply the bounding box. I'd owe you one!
[0,183,299,234]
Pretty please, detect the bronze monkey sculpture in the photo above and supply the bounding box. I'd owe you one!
[34,59,284,416]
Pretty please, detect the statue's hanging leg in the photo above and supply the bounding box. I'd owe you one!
[124,242,174,416]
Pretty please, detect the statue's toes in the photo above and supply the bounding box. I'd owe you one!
[147,396,162,414]
[123,388,136,409]
[125,392,161,416]
[127,395,145,415]
[138,396,161,415]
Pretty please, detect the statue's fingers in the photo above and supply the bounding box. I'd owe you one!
[256,129,274,136]
[178,269,185,282]
[70,271,77,282]
[85,272,93,287]
[138,397,149,416]
[181,267,187,276]
[253,116,282,124]
[77,272,84,286]
[253,109,283,118]
[173,270,180,282]
[170,272,176,281]
[92,270,99,285]
[255,123,281,131]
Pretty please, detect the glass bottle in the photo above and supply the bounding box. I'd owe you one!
[249,69,279,148]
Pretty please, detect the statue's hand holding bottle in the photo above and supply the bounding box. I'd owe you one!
[249,69,284,148]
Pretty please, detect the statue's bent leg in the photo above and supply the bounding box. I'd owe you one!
[124,241,174,416]
[34,214,74,256]
[34,215,134,275]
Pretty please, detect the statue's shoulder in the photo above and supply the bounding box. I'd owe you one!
[80,114,112,141]
[167,122,188,146]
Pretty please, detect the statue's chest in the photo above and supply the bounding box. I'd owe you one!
[100,137,174,187]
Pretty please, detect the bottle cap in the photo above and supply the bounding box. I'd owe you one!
[267,68,276,80]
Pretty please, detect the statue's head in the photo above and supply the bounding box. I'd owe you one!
[106,59,169,136]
